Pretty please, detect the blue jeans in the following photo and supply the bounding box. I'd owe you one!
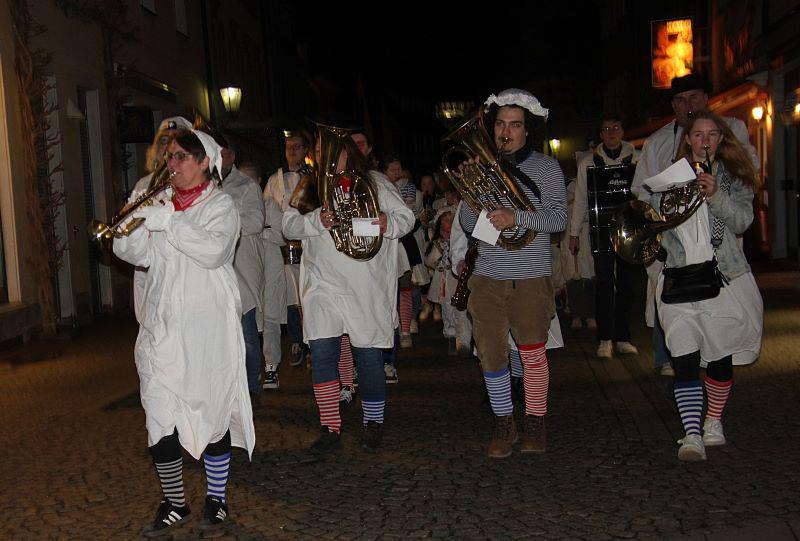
[310,337,386,403]
[381,327,400,368]
[242,308,262,394]
[287,305,307,351]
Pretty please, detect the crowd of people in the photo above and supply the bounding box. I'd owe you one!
[112,75,764,536]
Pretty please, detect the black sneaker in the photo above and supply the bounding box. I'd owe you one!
[310,426,341,454]
[262,368,279,389]
[198,496,228,532]
[361,421,383,453]
[290,343,304,367]
[142,500,190,538]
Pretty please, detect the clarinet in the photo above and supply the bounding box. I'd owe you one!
[450,239,479,311]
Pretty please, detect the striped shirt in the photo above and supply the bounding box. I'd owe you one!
[397,179,419,206]
[459,151,566,280]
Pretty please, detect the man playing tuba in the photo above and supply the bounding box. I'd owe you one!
[282,126,414,454]
[457,89,567,458]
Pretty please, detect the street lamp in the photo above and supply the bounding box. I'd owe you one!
[220,86,242,114]
[751,105,764,122]
[549,138,561,156]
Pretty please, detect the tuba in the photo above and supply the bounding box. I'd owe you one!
[289,123,383,261]
[88,161,174,245]
[611,151,711,265]
[440,112,537,250]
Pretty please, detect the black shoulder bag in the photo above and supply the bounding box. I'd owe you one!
[660,170,730,304]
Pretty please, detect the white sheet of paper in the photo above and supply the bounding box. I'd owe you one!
[643,158,696,193]
[351,217,380,236]
[472,210,502,246]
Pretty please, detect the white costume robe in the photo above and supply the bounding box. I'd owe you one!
[265,168,303,306]
[113,185,255,459]
[221,166,266,316]
[282,172,415,348]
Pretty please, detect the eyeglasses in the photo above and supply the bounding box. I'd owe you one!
[165,151,195,163]
[601,125,622,132]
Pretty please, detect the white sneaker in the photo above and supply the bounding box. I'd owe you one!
[384,364,398,384]
[586,318,597,330]
[339,385,354,404]
[597,340,613,359]
[702,418,726,446]
[677,434,706,462]
[660,363,675,377]
[615,341,639,355]
[400,333,413,348]
[409,320,419,334]
[570,317,582,330]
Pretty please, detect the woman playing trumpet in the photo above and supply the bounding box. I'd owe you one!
[652,111,763,462]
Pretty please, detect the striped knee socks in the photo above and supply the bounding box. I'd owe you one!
[203,451,231,503]
[313,380,341,433]
[362,397,385,425]
[399,288,413,334]
[519,343,548,416]
[483,366,513,417]
[154,457,186,507]
[509,348,523,378]
[339,335,354,388]
[705,377,732,420]
[674,380,704,436]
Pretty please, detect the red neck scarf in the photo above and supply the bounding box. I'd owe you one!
[173,180,210,211]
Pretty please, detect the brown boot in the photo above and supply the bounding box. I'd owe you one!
[487,414,518,459]
[521,414,546,453]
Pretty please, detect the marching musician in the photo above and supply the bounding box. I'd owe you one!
[282,130,414,453]
[632,73,759,377]
[114,129,255,536]
[219,137,267,399]
[264,131,312,379]
[458,88,567,458]
[569,113,640,358]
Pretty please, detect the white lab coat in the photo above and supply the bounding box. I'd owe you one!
[282,171,415,348]
[560,180,595,281]
[113,184,255,459]
[131,174,154,324]
[265,168,303,306]
[632,116,758,326]
[261,197,287,325]
[221,166,265,315]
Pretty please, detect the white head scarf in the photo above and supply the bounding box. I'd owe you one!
[192,129,223,178]
[159,116,192,132]
[484,88,549,121]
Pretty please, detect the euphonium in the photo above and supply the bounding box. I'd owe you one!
[611,148,711,265]
[289,123,383,261]
[88,161,174,245]
[440,112,537,250]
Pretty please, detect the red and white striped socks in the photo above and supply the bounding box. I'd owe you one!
[519,342,549,416]
[339,335,354,388]
[399,288,413,334]
[705,377,732,420]
[312,380,341,433]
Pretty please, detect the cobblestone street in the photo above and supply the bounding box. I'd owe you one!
[2,266,800,540]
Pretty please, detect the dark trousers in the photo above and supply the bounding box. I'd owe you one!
[593,252,634,342]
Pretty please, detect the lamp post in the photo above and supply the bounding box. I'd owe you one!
[220,86,242,115]
[549,138,561,157]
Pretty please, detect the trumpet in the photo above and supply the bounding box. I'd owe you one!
[88,161,174,245]
[611,146,711,265]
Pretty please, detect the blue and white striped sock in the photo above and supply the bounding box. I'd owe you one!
[484,367,513,417]
[509,349,523,378]
[203,451,231,503]
[362,399,385,425]
[674,380,704,436]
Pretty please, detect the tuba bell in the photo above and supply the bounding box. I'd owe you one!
[440,111,537,250]
[611,153,711,265]
[88,161,174,245]
[289,123,383,261]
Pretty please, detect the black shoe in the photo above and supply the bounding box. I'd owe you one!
[361,421,383,453]
[447,337,457,356]
[262,369,279,389]
[142,500,190,538]
[290,343,305,367]
[310,426,342,453]
[198,496,228,532]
